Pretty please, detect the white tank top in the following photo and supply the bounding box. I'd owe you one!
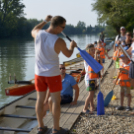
[35,30,60,76]
[131,42,134,61]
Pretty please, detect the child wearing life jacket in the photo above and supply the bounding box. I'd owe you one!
[115,55,132,111]
[112,41,122,78]
[96,40,111,75]
[83,44,102,114]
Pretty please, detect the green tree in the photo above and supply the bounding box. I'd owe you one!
[76,21,86,34]
[92,0,134,34]
[0,0,25,38]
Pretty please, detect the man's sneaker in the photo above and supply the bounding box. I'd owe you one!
[116,106,124,110]
[126,106,132,111]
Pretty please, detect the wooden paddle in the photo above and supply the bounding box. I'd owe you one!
[104,70,120,107]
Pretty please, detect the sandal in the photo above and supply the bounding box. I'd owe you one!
[52,127,69,134]
[37,126,48,134]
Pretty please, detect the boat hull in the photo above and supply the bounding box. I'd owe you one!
[5,84,35,96]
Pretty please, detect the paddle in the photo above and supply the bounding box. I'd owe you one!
[97,63,105,115]
[61,32,103,73]
[104,70,120,107]
[119,45,131,60]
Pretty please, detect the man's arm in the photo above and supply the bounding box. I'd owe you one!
[31,15,52,39]
[71,84,79,105]
[55,38,77,57]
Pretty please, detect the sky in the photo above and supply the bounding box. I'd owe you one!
[22,0,98,27]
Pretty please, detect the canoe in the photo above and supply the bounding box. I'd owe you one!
[5,80,35,96]
[63,57,83,66]
[5,58,84,96]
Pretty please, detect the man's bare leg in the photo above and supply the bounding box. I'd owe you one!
[50,91,61,131]
[43,102,49,117]
[48,97,52,113]
[36,91,47,127]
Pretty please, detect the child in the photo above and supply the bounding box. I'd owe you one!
[96,40,111,75]
[112,41,122,78]
[83,44,102,114]
[115,54,132,111]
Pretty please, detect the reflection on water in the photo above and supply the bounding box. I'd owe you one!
[0,34,99,108]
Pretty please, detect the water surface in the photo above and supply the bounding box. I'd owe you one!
[0,34,99,107]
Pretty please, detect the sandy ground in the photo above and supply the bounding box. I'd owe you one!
[70,61,134,134]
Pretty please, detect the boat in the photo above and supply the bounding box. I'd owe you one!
[0,57,85,133]
[5,79,35,96]
[5,57,84,96]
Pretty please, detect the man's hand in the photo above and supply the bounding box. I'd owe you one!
[70,40,77,49]
[71,100,77,105]
[45,15,52,22]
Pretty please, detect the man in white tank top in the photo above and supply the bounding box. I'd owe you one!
[31,15,77,134]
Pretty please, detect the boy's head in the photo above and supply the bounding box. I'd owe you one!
[86,44,95,56]
[97,40,102,48]
[119,54,129,64]
[94,41,97,44]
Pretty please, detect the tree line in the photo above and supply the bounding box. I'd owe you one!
[92,0,134,36]
[0,0,104,39]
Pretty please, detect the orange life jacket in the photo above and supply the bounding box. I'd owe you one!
[88,65,99,79]
[96,47,105,59]
[113,50,119,61]
[116,63,130,87]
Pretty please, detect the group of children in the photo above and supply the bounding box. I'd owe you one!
[82,37,133,114]
[82,40,111,114]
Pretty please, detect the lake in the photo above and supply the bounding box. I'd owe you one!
[0,34,100,108]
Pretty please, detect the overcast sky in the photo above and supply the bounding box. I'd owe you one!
[22,0,98,26]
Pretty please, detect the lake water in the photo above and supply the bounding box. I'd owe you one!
[0,34,100,108]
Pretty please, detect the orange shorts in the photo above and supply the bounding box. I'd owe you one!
[35,74,62,93]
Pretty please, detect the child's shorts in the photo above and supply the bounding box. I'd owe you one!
[120,86,131,94]
[86,80,96,91]
[102,59,105,63]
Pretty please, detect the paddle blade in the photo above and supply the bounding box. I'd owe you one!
[97,91,105,115]
[77,47,103,73]
[104,90,113,107]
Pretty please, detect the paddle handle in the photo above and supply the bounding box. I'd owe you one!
[61,32,72,42]
[112,70,120,90]
[61,32,78,48]
[119,45,132,61]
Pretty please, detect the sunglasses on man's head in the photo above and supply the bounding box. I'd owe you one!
[60,67,65,70]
